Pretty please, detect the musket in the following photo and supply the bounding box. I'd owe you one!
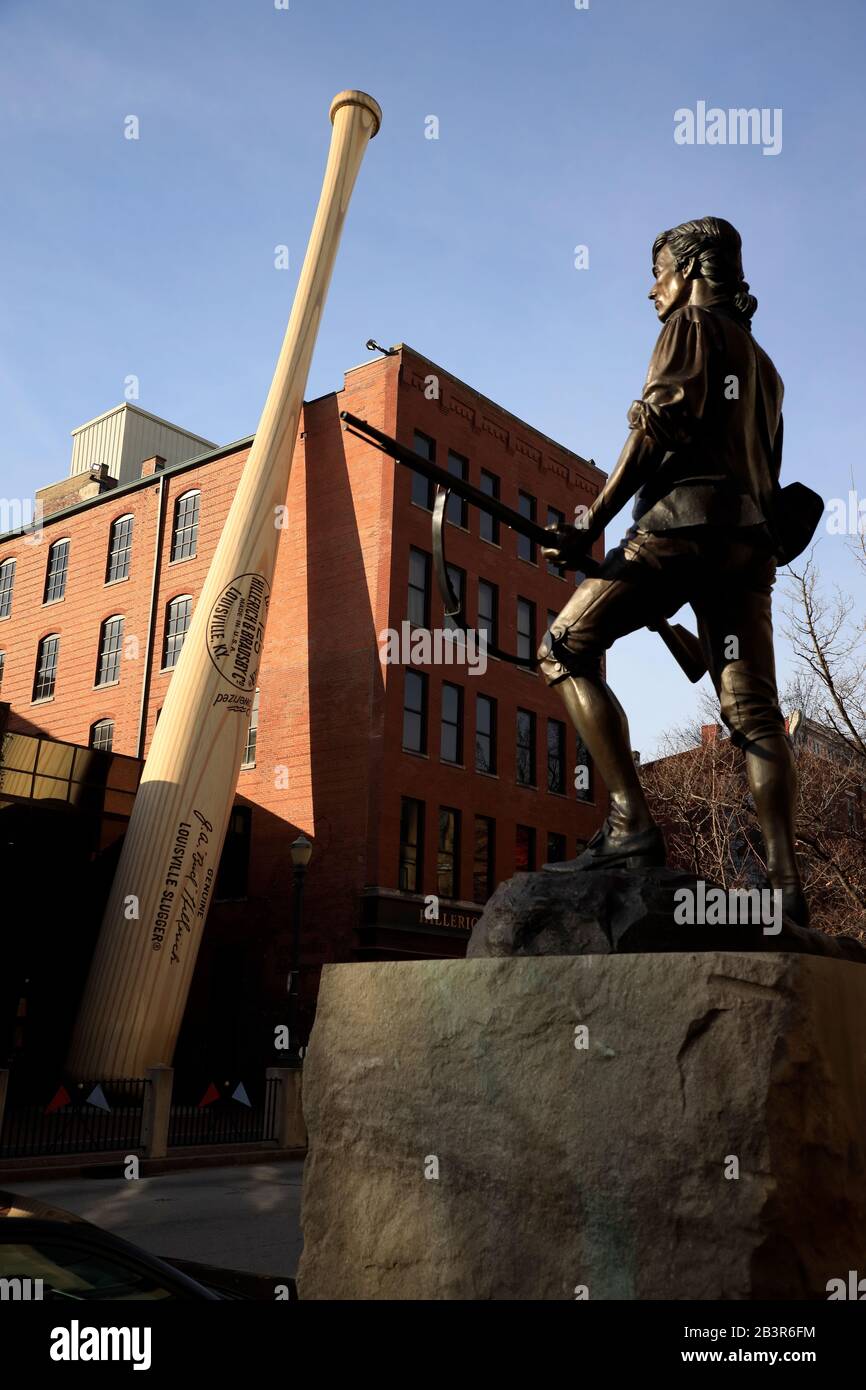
[340,411,707,682]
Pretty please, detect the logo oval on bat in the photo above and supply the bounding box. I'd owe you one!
[206,572,271,693]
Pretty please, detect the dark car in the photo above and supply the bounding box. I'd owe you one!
[0,1190,296,1301]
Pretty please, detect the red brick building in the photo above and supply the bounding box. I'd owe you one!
[0,345,607,1075]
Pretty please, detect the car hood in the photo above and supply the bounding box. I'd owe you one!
[0,1189,87,1224]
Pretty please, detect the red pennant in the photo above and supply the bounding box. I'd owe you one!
[45,1086,71,1115]
[197,1083,221,1108]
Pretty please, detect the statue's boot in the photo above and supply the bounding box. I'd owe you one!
[543,813,666,872]
[745,733,809,928]
[542,671,666,873]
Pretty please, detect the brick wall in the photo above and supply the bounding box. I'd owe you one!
[377,346,607,909]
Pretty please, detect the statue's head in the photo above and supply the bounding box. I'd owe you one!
[649,217,757,329]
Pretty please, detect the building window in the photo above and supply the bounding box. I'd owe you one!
[163,595,192,669]
[215,805,251,900]
[478,580,498,649]
[516,597,536,664]
[546,831,567,864]
[546,507,565,576]
[32,634,59,702]
[517,492,536,563]
[473,815,495,902]
[242,688,260,767]
[516,708,536,786]
[437,807,460,899]
[106,514,134,583]
[445,563,465,633]
[575,737,594,802]
[479,470,500,544]
[95,615,125,686]
[547,718,566,793]
[90,719,115,752]
[403,669,428,753]
[0,651,5,689]
[0,558,17,618]
[411,430,435,510]
[475,694,497,774]
[440,682,464,764]
[546,609,560,657]
[408,547,430,628]
[43,539,70,604]
[515,824,536,872]
[399,797,424,892]
[446,450,468,528]
[171,490,200,561]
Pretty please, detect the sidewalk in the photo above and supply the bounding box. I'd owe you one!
[0,1142,306,1185]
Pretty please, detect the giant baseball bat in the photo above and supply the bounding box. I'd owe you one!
[67,90,381,1080]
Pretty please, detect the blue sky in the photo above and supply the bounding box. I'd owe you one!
[1,0,863,755]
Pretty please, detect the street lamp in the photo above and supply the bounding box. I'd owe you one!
[289,834,312,1066]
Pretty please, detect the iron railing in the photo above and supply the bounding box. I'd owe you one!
[167,1077,279,1148]
[0,1078,149,1159]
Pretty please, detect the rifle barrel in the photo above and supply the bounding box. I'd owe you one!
[341,411,557,548]
[337,408,706,681]
[341,410,706,682]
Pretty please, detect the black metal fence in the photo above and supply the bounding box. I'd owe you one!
[167,1076,280,1148]
[0,1078,149,1159]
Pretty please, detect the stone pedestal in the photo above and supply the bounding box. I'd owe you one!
[297,953,866,1300]
[266,1066,307,1149]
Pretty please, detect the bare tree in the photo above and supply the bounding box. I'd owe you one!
[784,544,866,762]
[640,539,866,940]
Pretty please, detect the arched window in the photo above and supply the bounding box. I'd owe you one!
[43,538,70,604]
[33,634,60,702]
[171,490,200,561]
[163,595,192,669]
[106,514,134,583]
[96,615,125,686]
[90,718,115,752]
[0,557,16,618]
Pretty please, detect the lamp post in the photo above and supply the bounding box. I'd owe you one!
[289,833,312,1066]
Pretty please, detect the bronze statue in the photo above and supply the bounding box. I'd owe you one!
[539,216,809,927]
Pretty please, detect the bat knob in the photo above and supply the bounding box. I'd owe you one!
[329,89,382,138]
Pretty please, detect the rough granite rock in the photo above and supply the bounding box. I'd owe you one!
[466,865,866,963]
[297,953,866,1300]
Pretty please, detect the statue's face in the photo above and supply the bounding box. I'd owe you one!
[649,243,691,322]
